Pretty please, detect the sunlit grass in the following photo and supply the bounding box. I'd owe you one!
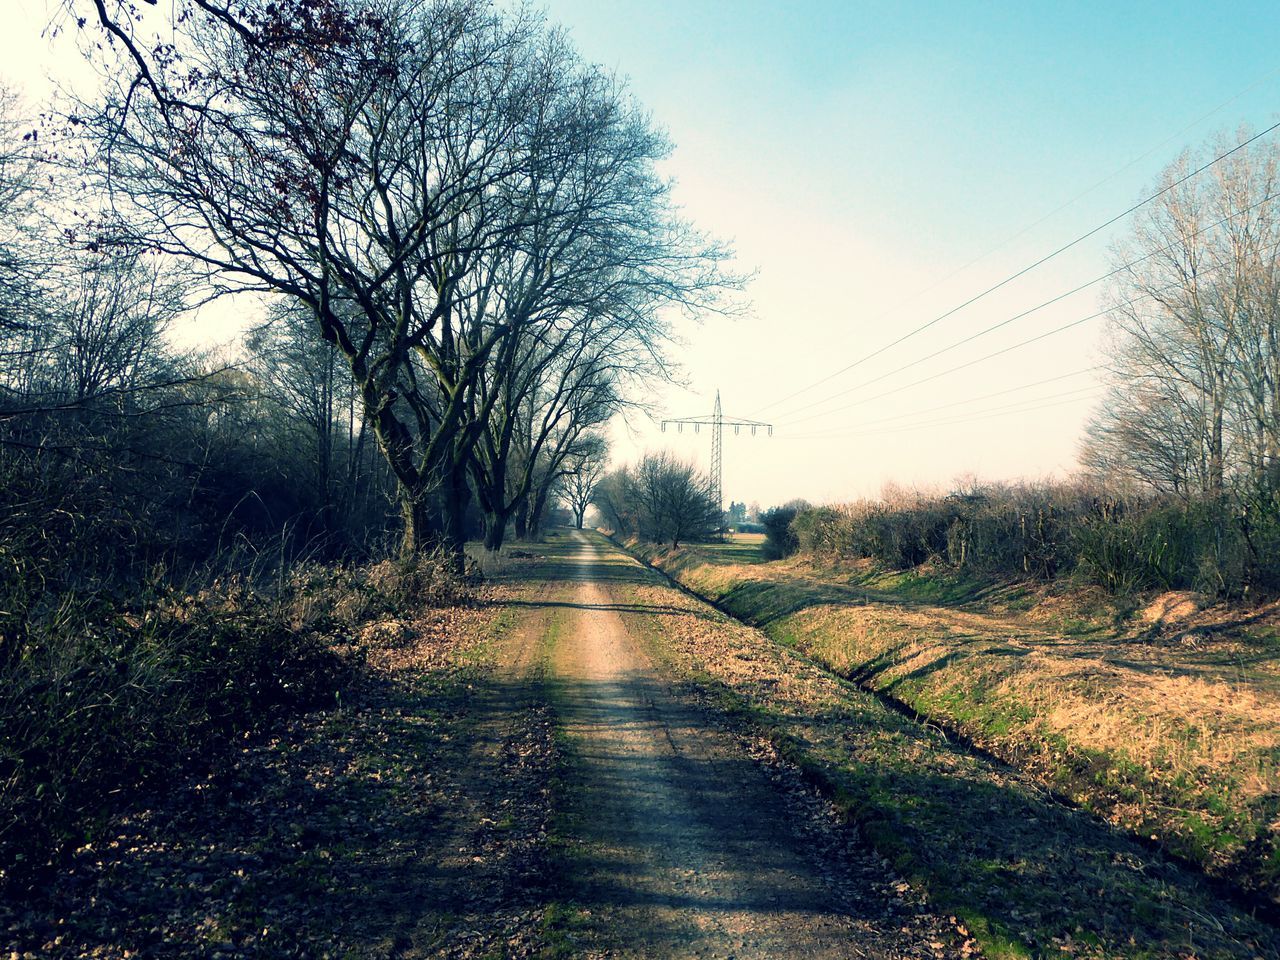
[629,537,1280,909]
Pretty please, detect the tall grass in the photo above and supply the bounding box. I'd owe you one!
[0,539,468,895]
[768,480,1280,597]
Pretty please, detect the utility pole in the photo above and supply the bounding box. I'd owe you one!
[662,390,773,513]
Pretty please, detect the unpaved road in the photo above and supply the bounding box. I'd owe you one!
[546,532,962,958]
[6,536,966,959]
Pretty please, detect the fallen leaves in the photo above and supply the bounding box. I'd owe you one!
[1,584,559,958]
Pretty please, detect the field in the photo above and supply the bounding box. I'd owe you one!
[629,532,1280,911]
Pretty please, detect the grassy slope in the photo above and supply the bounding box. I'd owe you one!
[629,533,1280,911]
[582,531,1277,959]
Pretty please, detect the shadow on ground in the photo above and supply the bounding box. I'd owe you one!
[6,664,556,958]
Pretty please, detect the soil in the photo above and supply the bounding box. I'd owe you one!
[548,532,969,958]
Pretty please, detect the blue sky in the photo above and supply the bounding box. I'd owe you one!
[537,1,1280,504]
[4,1,1280,505]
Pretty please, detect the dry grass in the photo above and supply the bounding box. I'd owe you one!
[0,549,475,896]
[602,533,1279,959]
[634,534,1280,906]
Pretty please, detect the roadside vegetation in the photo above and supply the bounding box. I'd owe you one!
[628,528,1280,913]
[593,451,723,548]
[1,559,566,956]
[589,531,1280,960]
[0,540,478,894]
[759,480,1280,599]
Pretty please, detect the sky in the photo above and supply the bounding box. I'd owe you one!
[4,1,1280,508]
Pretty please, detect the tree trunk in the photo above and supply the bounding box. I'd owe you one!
[513,500,529,540]
[483,512,508,552]
[397,465,469,572]
[398,482,441,559]
[442,462,471,572]
[527,486,550,540]
[1209,401,1225,496]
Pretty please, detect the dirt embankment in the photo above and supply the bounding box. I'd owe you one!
[615,533,1280,959]
[631,538,1280,909]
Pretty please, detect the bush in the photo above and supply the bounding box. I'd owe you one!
[286,547,473,632]
[1238,470,1280,595]
[774,481,1280,598]
[761,500,808,558]
[0,549,471,895]
[598,453,720,547]
[0,584,342,890]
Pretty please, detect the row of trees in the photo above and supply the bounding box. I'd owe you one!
[71,0,733,564]
[0,65,408,594]
[1,0,732,897]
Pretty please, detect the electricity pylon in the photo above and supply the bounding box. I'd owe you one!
[661,390,773,512]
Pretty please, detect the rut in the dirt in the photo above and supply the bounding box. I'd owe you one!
[549,534,963,959]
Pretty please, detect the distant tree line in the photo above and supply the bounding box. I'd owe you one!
[763,475,1280,599]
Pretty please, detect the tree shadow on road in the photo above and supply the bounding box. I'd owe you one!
[4,665,560,958]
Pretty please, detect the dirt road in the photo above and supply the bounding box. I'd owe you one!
[547,532,961,958]
[6,535,966,958]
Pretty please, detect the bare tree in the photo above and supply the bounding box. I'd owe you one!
[0,84,50,395]
[1084,130,1280,496]
[604,452,718,548]
[74,0,735,562]
[562,435,607,529]
[244,300,388,532]
[592,465,633,537]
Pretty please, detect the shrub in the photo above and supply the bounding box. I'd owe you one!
[761,501,808,558]
[776,480,1280,598]
[1238,470,1280,596]
[0,549,471,895]
[0,583,345,891]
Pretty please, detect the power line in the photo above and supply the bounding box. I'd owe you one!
[754,64,1280,420]
[774,184,1280,424]
[752,120,1280,418]
[770,263,1115,422]
[661,390,772,512]
[776,295,1132,429]
[789,385,1102,439]
[891,64,1280,311]
[776,391,1105,442]
[775,367,1100,439]
[774,205,1280,428]
[773,196,1269,422]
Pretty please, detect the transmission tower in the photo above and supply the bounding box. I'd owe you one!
[662,390,773,512]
